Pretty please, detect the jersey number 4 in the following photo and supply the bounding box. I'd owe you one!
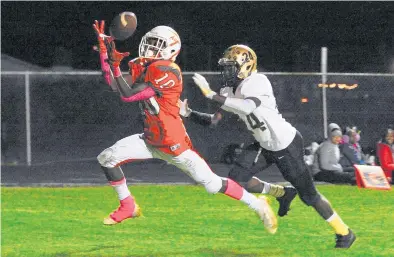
[246,113,267,132]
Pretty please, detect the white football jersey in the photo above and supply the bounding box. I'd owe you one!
[221,73,296,151]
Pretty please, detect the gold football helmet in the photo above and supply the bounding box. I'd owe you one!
[218,45,257,86]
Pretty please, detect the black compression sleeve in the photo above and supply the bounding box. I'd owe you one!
[189,110,213,126]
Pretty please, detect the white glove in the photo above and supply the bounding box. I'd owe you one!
[192,73,217,99]
[219,86,235,97]
[178,99,192,117]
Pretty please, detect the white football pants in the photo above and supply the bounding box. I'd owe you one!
[97,134,223,194]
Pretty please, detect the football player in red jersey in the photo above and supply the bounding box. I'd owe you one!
[93,21,278,233]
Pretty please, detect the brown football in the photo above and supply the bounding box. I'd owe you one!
[109,12,137,41]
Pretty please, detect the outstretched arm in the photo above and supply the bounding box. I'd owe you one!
[93,20,158,102]
[105,40,160,102]
[92,20,116,90]
[179,99,222,126]
[192,73,259,115]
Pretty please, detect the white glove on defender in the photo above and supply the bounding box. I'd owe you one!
[192,73,217,99]
[178,99,192,117]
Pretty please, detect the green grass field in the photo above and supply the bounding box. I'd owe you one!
[2,185,394,257]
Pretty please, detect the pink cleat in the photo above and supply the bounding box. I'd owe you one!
[103,196,142,225]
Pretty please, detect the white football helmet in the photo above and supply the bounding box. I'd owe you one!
[139,26,181,61]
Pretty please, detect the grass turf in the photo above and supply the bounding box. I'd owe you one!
[2,185,393,257]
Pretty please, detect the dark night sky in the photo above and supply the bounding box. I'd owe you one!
[1,1,394,72]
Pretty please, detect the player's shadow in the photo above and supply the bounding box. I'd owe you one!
[43,245,119,257]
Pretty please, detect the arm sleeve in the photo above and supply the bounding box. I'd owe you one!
[189,110,214,126]
[221,74,271,115]
[112,61,161,101]
[113,74,153,99]
[218,87,240,113]
[221,98,258,116]
[220,104,239,113]
[120,86,156,102]
[99,52,112,86]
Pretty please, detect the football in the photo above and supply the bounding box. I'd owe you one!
[109,12,137,41]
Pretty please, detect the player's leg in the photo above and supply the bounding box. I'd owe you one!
[228,142,297,217]
[97,133,153,224]
[275,132,356,248]
[246,176,298,217]
[166,148,278,234]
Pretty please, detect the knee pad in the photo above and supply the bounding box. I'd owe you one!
[299,192,321,206]
[203,175,223,194]
[97,148,114,167]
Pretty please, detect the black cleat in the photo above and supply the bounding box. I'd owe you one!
[276,186,297,217]
[335,229,356,248]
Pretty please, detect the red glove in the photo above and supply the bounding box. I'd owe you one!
[92,20,110,54]
[93,19,129,77]
[106,40,130,68]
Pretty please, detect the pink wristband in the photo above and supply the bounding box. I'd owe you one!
[99,52,109,72]
[99,52,112,86]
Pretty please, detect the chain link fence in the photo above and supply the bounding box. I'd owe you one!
[1,72,393,165]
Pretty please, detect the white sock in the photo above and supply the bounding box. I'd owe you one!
[112,181,131,200]
[326,212,338,222]
[262,182,271,194]
[240,189,260,211]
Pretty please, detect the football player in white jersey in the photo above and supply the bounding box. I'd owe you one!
[186,45,356,248]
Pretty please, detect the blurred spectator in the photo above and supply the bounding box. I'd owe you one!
[304,142,320,166]
[376,127,394,183]
[313,123,356,185]
[340,126,367,167]
[363,146,377,166]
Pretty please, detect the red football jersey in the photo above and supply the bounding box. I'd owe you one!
[138,60,192,155]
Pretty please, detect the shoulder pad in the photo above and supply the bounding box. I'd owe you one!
[148,61,182,81]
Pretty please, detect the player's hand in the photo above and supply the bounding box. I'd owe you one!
[192,73,217,99]
[107,41,130,68]
[92,20,111,54]
[178,99,192,117]
[211,112,223,125]
[219,87,235,97]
